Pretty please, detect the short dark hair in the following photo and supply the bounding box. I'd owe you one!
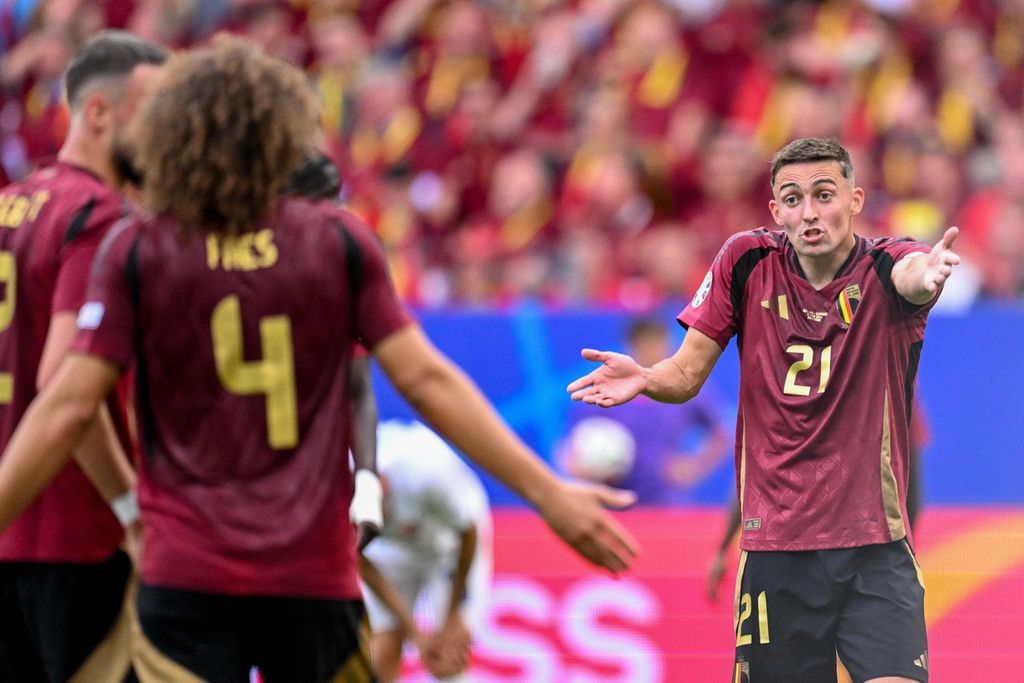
[65,31,168,109]
[769,137,853,187]
[289,151,341,201]
[626,318,667,344]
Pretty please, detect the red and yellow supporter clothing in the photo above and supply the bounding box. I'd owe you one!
[0,162,126,563]
[73,198,412,599]
[679,229,933,552]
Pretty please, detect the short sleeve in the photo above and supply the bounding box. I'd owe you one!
[677,232,764,349]
[874,238,935,317]
[336,212,413,347]
[69,218,140,369]
[51,194,125,315]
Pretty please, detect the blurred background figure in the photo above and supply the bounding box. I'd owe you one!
[360,420,492,683]
[560,317,730,504]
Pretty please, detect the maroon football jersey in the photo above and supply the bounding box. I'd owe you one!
[73,197,412,599]
[0,162,126,563]
[679,229,932,551]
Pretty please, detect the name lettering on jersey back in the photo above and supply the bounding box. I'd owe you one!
[0,191,50,228]
[206,229,278,271]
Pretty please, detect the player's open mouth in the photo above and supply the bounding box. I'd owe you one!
[801,228,825,242]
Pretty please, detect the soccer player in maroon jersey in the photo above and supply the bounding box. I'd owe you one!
[568,137,960,682]
[0,32,167,682]
[0,38,637,681]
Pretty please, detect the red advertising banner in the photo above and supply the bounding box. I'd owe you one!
[396,507,1024,682]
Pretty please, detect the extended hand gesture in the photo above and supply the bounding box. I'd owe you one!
[538,479,639,574]
[566,349,647,408]
[921,226,961,294]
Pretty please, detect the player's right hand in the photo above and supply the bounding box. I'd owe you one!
[539,480,639,574]
[567,349,646,408]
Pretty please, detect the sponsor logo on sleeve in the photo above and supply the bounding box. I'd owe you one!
[77,302,105,330]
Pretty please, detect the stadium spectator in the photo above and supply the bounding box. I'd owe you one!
[1,0,1022,304]
[569,137,959,680]
[0,31,167,682]
[360,420,491,682]
[0,36,636,680]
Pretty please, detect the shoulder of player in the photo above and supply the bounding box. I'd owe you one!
[714,227,785,265]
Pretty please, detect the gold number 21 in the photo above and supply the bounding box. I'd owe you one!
[211,295,298,449]
[736,590,770,646]
[783,344,832,396]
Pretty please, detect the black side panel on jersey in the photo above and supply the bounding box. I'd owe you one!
[731,247,772,323]
[63,198,96,244]
[334,221,363,313]
[904,340,923,423]
[125,238,159,460]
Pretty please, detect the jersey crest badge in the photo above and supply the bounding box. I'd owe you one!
[692,270,713,308]
[836,284,861,327]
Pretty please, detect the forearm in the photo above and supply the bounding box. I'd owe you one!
[72,405,135,503]
[0,386,98,530]
[350,358,378,473]
[891,253,938,305]
[445,526,477,623]
[640,357,701,403]
[382,331,560,509]
[359,555,418,636]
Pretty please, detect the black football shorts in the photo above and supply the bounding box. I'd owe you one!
[732,539,928,683]
[134,583,375,682]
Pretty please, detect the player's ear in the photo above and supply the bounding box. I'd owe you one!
[850,186,865,217]
[768,199,784,226]
[81,91,113,134]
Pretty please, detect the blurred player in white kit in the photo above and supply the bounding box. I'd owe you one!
[360,420,492,682]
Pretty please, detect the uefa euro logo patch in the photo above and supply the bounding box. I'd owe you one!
[836,284,861,327]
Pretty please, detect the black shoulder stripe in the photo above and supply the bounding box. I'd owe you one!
[64,197,97,244]
[125,236,158,460]
[731,247,772,314]
[333,220,364,307]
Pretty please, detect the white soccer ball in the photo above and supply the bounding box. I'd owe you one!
[568,416,636,483]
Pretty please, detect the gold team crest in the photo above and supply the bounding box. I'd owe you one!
[836,284,861,327]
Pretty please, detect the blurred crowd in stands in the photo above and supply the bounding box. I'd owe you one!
[2,0,1023,308]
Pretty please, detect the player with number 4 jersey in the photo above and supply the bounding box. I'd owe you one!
[0,38,638,682]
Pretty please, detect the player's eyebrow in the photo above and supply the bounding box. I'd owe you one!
[778,178,838,193]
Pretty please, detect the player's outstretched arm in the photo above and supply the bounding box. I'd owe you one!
[892,226,961,305]
[567,327,723,407]
[0,354,119,531]
[373,325,639,574]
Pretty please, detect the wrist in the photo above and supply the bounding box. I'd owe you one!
[350,469,383,527]
[110,490,140,527]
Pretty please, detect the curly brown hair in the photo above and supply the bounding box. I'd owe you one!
[133,35,318,235]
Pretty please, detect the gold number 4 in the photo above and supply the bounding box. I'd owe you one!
[783,344,832,396]
[211,295,298,449]
[0,251,16,404]
[736,590,770,646]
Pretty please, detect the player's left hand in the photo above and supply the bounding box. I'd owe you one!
[921,226,961,294]
[538,480,639,575]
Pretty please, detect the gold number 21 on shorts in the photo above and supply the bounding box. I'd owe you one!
[211,295,298,449]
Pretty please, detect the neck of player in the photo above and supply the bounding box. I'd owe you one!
[797,232,857,291]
